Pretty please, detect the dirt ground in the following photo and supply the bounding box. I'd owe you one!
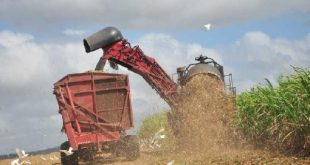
[1,149,310,165]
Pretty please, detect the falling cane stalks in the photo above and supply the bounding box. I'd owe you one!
[173,74,235,152]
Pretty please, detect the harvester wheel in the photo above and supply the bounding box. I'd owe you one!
[124,135,140,160]
[60,141,78,165]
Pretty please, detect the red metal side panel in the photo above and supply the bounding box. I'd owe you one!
[53,72,133,150]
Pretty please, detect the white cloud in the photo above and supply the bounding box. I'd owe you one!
[0,31,100,88]
[0,0,309,29]
[137,33,222,74]
[235,31,310,67]
[225,31,310,92]
[0,31,51,88]
[63,29,85,36]
[0,31,33,48]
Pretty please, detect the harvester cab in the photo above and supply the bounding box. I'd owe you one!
[176,54,236,101]
[176,55,224,85]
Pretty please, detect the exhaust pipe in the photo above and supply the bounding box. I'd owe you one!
[83,27,123,53]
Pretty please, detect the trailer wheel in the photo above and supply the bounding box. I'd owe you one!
[124,135,140,160]
[60,141,78,165]
[79,147,95,161]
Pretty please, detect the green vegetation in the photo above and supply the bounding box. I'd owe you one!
[138,111,170,138]
[236,67,310,153]
[138,111,176,150]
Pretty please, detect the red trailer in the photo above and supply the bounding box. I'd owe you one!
[54,72,139,164]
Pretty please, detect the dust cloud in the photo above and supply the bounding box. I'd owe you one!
[173,74,236,152]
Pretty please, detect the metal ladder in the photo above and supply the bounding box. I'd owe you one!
[224,73,236,107]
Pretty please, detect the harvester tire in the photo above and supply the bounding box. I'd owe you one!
[124,135,140,160]
[60,141,78,165]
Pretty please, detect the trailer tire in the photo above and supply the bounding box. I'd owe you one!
[124,135,140,161]
[60,141,78,165]
[79,147,95,161]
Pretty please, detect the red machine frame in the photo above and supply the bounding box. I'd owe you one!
[100,40,178,107]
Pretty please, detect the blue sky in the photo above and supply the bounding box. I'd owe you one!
[1,12,308,45]
[0,0,309,155]
[175,14,309,45]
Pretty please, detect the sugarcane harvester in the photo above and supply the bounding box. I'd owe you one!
[83,27,232,129]
[83,27,228,107]
[53,27,234,164]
